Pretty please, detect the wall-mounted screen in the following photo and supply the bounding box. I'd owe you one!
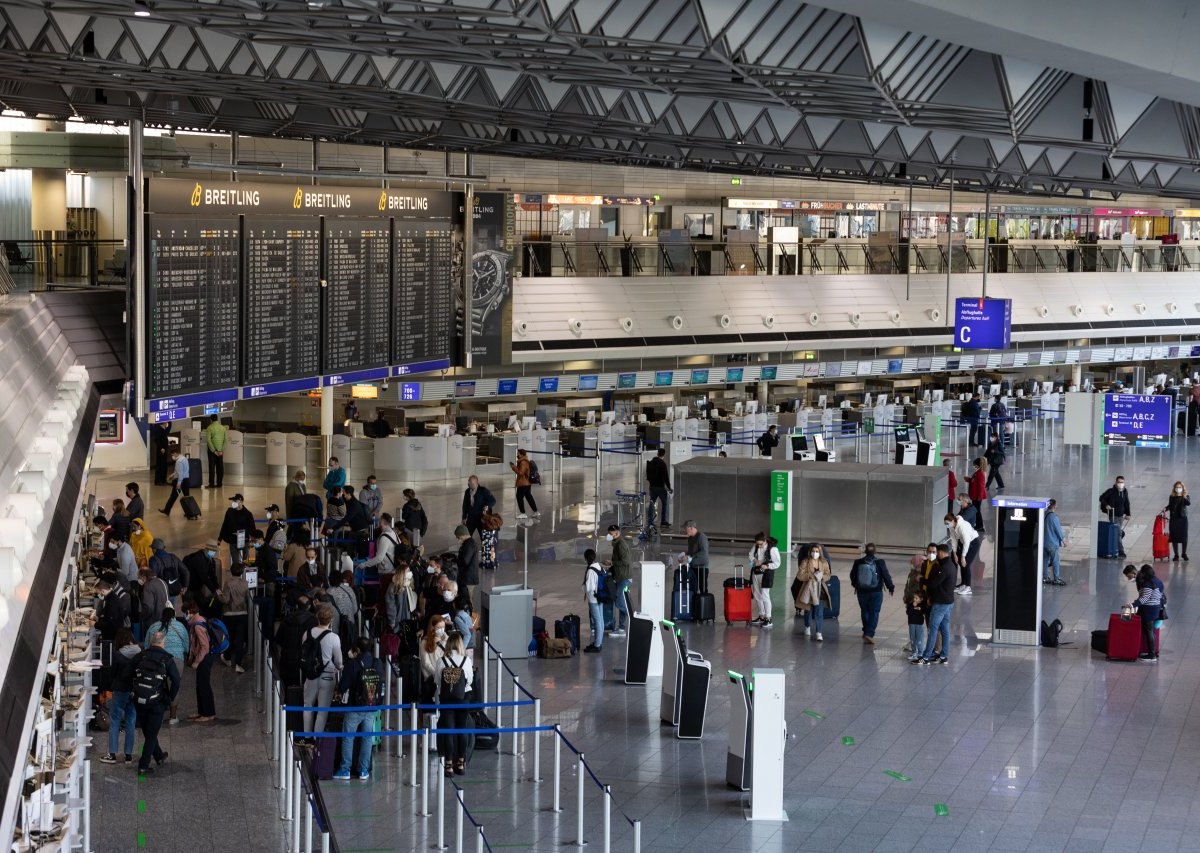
[538,377,559,393]
[690,369,709,385]
[760,366,778,380]
[617,372,637,389]
[496,379,518,395]
[725,368,744,382]
[454,380,477,398]
[400,382,421,402]
[654,370,674,386]
[577,375,599,391]
[1103,393,1172,448]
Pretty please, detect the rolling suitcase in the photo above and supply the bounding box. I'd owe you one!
[822,575,841,620]
[1153,513,1170,561]
[671,569,693,622]
[693,592,716,624]
[313,737,338,780]
[180,494,202,520]
[285,685,305,732]
[1097,521,1120,558]
[554,614,581,653]
[1090,629,1108,654]
[723,565,753,624]
[1106,612,1141,661]
[187,456,202,490]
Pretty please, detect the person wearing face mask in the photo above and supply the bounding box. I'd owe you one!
[286,470,308,517]
[183,539,224,618]
[461,475,497,538]
[1043,499,1067,586]
[264,504,287,554]
[748,533,782,629]
[967,458,988,535]
[419,615,449,703]
[850,543,894,644]
[386,563,419,633]
[449,586,474,649]
[324,457,347,502]
[401,489,429,550]
[204,414,228,489]
[1166,481,1190,561]
[218,493,257,565]
[944,511,979,596]
[912,542,956,665]
[360,513,400,595]
[128,518,155,568]
[794,545,833,641]
[124,482,145,522]
[110,530,139,587]
[297,545,325,591]
[359,475,383,522]
[217,562,250,672]
[1100,476,1132,557]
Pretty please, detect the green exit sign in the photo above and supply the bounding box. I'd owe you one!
[730,177,743,186]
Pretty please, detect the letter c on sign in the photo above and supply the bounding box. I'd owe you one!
[959,325,971,344]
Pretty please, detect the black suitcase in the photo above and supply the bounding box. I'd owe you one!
[671,570,693,621]
[1091,629,1108,654]
[180,495,201,520]
[823,575,841,620]
[187,456,202,489]
[471,709,499,751]
[554,615,581,652]
[692,592,716,624]
[313,737,338,780]
[285,685,305,732]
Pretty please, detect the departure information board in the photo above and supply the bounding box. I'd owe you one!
[244,219,321,384]
[394,222,454,365]
[1103,393,1172,448]
[147,215,240,399]
[324,220,391,375]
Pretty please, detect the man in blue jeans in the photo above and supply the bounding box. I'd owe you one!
[913,543,957,665]
[1043,499,1067,586]
[582,549,605,653]
[334,638,383,781]
[849,543,894,645]
[604,525,632,636]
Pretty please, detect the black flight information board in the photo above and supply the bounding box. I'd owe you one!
[146,215,240,399]
[324,220,392,375]
[394,222,454,365]
[244,219,321,384]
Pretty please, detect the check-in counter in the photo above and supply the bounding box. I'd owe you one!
[674,457,947,550]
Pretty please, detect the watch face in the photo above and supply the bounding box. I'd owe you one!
[472,251,508,301]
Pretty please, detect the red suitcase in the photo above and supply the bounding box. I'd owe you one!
[1153,513,1170,560]
[1106,612,1141,661]
[723,565,753,625]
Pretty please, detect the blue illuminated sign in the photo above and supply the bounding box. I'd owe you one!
[147,388,238,412]
[887,359,903,374]
[1103,393,1172,448]
[400,382,421,402]
[323,367,390,387]
[990,496,1052,509]
[617,373,637,389]
[654,371,674,387]
[496,379,518,395]
[538,377,559,393]
[148,407,187,424]
[690,369,709,385]
[393,358,452,377]
[725,368,744,382]
[243,377,320,399]
[577,375,598,391]
[760,366,778,380]
[954,297,1012,350]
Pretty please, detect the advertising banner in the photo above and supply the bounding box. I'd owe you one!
[470,192,514,365]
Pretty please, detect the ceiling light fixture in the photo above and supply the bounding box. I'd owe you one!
[133,1,151,17]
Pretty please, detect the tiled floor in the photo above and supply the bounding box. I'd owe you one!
[89,426,1200,851]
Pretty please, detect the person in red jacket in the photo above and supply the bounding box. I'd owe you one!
[967,457,988,535]
[942,459,958,505]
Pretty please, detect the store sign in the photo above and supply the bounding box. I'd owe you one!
[954,298,1011,350]
[546,194,605,205]
[1092,208,1166,216]
[726,198,778,209]
[601,196,657,206]
[768,470,793,566]
[797,201,887,211]
[1103,394,1172,449]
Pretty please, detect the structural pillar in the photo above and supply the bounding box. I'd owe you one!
[320,386,334,467]
[1071,364,1083,390]
[757,380,769,407]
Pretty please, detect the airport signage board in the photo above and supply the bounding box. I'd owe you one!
[1103,394,1172,448]
[954,298,1011,350]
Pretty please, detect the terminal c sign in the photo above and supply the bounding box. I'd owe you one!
[954,297,1012,350]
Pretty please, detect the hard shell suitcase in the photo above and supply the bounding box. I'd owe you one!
[1097,521,1121,558]
[555,614,581,653]
[671,571,692,622]
[313,736,338,780]
[693,592,716,624]
[724,565,753,624]
[1106,612,1141,661]
[180,495,201,520]
[472,709,500,751]
[822,575,841,620]
[187,456,202,490]
[1153,513,1170,561]
[1090,629,1108,654]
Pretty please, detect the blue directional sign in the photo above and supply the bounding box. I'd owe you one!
[400,382,421,402]
[147,388,238,412]
[954,298,1012,350]
[538,377,559,393]
[148,407,187,424]
[496,379,518,395]
[1103,393,1172,448]
[393,358,452,377]
[242,377,320,399]
[323,367,391,387]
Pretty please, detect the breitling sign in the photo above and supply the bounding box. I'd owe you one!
[148,178,450,219]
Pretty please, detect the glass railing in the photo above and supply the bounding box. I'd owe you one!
[517,239,1200,277]
[2,239,128,290]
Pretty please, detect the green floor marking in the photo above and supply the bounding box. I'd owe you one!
[137,799,146,814]
[802,709,825,720]
[934,804,949,817]
[883,770,912,782]
[138,774,145,783]
[137,832,146,848]
[842,736,855,746]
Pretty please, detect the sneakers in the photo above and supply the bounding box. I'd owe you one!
[938,657,949,665]
[332,771,352,781]
[583,644,601,653]
[815,633,823,642]
[611,630,626,637]
[804,626,812,637]
[532,512,541,519]
[862,635,876,645]
[167,717,179,726]
[235,665,245,674]
[1042,577,1055,585]
[954,584,965,592]
[516,513,529,520]
[956,586,973,596]
[760,619,773,628]
[907,654,921,662]
[358,772,370,781]
[751,616,765,624]
[124,755,133,765]
[1052,579,1066,586]
[99,753,117,764]
[1138,653,1159,663]
[911,657,929,666]
[155,752,168,767]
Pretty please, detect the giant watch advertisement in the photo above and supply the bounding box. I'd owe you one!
[471,192,514,365]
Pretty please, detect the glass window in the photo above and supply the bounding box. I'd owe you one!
[684,213,713,237]
[600,207,618,238]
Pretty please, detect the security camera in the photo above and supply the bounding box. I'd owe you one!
[567,318,583,335]
[1167,301,1179,314]
[888,310,902,324]
[1133,303,1147,315]
[619,317,634,333]
[927,308,942,323]
[1104,303,1116,316]
[514,320,529,336]
[808,312,819,326]
[1071,304,1084,317]
[718,314,732,329]
[1037,305,1050,318]
[763,314,776,329]
[670,315,684,330]
[849,311,862,326]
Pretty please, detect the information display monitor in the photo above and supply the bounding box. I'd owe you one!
[1103,394,1172,448]
[617,372,637,389]
[496,379,518,395]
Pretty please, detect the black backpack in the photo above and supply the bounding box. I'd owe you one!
[1040,618,1064,648]
[351,657,383,706]
[155,554,184,596]
[132,653,169,707]
[439,654,468,702]
[300,629,333,681]
[528,460,541,485]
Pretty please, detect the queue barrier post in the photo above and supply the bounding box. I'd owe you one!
[476,826,484,853]
[532,698,542,781]
[303,794,313,853]
[82,759,91,853]
[512,676,521,756]
[291,761,302,850]
[603,785,611,853]
[410,704,421,788]
[552,725,562,813]
[419,728,432,816]
[482,636,489,704]
[436,751,447,850]
[282,738,293,820]
[321,831,330,853]
[455,787,465,852]
[575,752,586,848]
[633,819,641,853]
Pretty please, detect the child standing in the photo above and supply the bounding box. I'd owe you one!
[905,592,926,663]
[582,549,604,654]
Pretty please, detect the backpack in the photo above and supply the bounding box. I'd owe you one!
[132,653,169,707]
[154,554,184,596]
[589,566,613,604]
[351,657,383,706]
[439,654,468,702]
[857,557,879,590]
[204,618,230,656]
[300,629,333,681]
[1040,618,1064,648]
[528,460,542,485]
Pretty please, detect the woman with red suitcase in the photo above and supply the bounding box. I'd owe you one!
[1167,481,1190,561]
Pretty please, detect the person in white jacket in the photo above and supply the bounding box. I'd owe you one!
[749,532,782,628]
[582,549,604,653]
[359,512,400,592]
[944,512,980,595]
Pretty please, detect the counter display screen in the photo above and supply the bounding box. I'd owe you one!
[725,368,744,382]
[455,380,476,398]
[617,373,637,389]
[690,369,709,385]
[400,382,421,401]
[538,377,559,393]
[324,220,391,374]
[1103,393,1172,448]
[654,370,674,386]
[577,375,598,391]
[760,366,778,380]
[496,379,518,395]
[244,220,321,384]
[393,221,454,366]
[147,215,241,399]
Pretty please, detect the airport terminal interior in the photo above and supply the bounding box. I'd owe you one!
[8,1,1200,852]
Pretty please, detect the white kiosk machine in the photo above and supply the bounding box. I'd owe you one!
[726,671,753,790]
[659,621,684,725]
[747,668,787,821]
[625,561,665,685]
[991,496,1048,646]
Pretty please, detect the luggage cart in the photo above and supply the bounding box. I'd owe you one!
[615,489,646,530]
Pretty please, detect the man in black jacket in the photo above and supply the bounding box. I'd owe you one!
[148,541,189,609]
[913,543,956,665]
[962,394,984,447]
[645,448,672,529]
[132,631,182,775]
[849,543,894,645]
[756,425,780,458]
[328,486,373,558]
[184,539,222,616]
[274,593,317,687]
[124,483,145,522]
[454,525,480,600]
[1100,475,1133,557]
[218,493,257,561]
[150,422,171,485]
[460,476,496,537]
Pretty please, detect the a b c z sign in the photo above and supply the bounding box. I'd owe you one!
[954,298,1012,350]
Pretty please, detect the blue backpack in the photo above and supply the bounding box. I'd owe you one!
[204,618,230,656]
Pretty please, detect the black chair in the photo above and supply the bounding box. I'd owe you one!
[4,242,32,273]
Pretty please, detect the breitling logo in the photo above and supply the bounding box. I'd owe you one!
[379,190,388,211]
[190,183,203,207]
[293,187,304,209]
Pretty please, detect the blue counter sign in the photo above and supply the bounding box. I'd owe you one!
[1103,393,1172,448]
[954,297,1012,350]
[400,382,421,402]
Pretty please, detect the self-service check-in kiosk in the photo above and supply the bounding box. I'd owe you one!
[659,621,683,725]
[790,434,814,461]
[991,496,1047,646]
[659,621,711,737]
[746,668,787,821]
[894,426,934,465]
[726,671,753,790]
[626,561,665,685]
